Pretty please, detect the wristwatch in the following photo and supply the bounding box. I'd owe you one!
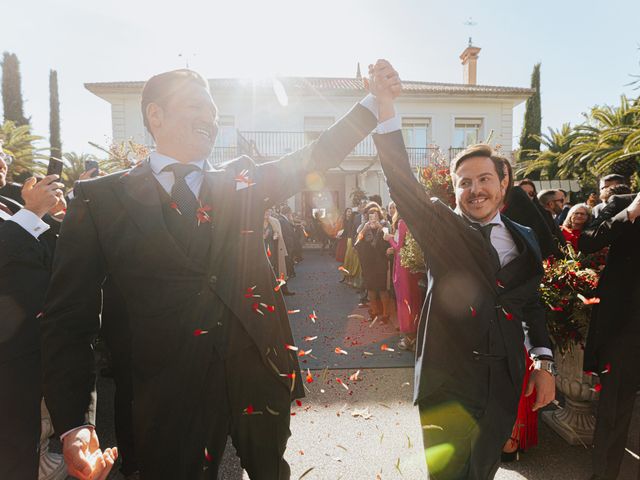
[533,358,558,376]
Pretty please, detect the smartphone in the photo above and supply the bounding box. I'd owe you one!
[46,157,64,177]
[84,160,100,177]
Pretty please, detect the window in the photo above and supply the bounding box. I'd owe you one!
[215,115,236,148]
[453,118,483,148]
[304,116,334,142]
[402,118,431,147]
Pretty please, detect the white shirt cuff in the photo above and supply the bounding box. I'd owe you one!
[60,425,94,441]
[359,94,378,119]
[529,347,553,359]
[8,209,50,239]
[376,115,402,134]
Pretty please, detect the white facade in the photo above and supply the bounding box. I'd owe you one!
[86,76,531,217]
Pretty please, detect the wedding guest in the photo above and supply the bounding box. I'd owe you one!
[355,203,392,323]
[586,192,599,208]
[593,183,632,219]
[0,151,74,479]
[264,209,294,296]
[516,178,537,200]
[370,57,555,479]
[592,174,626,218]
[555,189,572,225]
[274,205,296,278]
[384,213,423,351]
[536,189,567,255]
[560,203,592,250]
[579,192,640,480]
[342,208,363,288]
[41,67,384,479]
[335,208,353,265]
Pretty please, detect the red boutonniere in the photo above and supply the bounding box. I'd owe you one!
[234,169,256,189]
[196,201,213,226]
[170,202,182,215]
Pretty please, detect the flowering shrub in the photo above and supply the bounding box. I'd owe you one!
[541,245,605,353]
[400,154,455,273]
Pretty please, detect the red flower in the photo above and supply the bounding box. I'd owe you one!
[196,203,212,226]
[169,202,182,215]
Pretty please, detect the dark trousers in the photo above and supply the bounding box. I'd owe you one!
[135,344,292,480]
[0,351,41,480]
[592,332,640,480]
[419,358,519,480]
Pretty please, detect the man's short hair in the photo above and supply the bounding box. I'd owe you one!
[449,144,508,183]
[602,184,632,202]
[141,69,210,134]
[537,189,559,206]
[601,174,626,184]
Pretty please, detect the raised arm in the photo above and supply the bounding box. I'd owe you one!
[256,101,377,208]
[579,194,639,253]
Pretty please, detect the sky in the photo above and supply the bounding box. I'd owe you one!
[1,0,639,154]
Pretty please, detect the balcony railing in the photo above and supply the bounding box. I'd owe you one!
[208,131,478,166]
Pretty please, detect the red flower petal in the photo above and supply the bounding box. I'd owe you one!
[193,329,208,336]
[295,399,302,407]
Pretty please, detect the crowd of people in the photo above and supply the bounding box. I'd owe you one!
[0,60,639,480]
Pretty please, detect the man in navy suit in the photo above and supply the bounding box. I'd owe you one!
[369,60,555,480]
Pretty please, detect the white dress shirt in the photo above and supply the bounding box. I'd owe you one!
[0,206,50,239]
[148,152,206,197]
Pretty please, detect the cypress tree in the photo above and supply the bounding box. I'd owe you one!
[49,69,62,159]
[519,63,541,166]
[1,52,29,126]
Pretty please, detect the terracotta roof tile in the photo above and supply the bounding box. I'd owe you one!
[85,76,533,97]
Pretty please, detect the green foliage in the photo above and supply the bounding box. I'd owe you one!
[49,70,62,160]
[519,63,542,166]
[1,52,29,126]
[560,96,640,180]
[517,95,640,189]
[0,121,47,180]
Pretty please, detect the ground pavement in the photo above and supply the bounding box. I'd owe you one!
[59,249,639,479]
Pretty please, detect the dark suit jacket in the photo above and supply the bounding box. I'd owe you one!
[0,195,57,364]
[579,194,640,371]
[503,186,563,259]
[41,103,377,435]
[373,131,552,403]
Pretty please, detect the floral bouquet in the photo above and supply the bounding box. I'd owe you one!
[400,152,455,273]
[540,245,604,353]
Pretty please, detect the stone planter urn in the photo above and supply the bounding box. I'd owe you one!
[39,400,67,480]
[541,342,600,446]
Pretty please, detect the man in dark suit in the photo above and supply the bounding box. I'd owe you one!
[368,60,555,480]
[41,68,386,479]
[0,150,65,479]
[579,192,640,480]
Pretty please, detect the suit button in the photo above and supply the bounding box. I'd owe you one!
[208,275,218,288]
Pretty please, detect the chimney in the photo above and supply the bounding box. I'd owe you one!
[460,39,481,85]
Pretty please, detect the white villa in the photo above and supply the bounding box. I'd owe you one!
[86,44,535,218]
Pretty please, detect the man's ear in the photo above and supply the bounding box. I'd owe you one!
[146,103,163,136]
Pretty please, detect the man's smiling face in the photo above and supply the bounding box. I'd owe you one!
[453,155,508,224]
[148,81,218,163]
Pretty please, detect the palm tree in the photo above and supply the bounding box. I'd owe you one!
[516,123,578,179]
[0,120,47,180]
[60,152,96,187]
[560,96,640,179]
